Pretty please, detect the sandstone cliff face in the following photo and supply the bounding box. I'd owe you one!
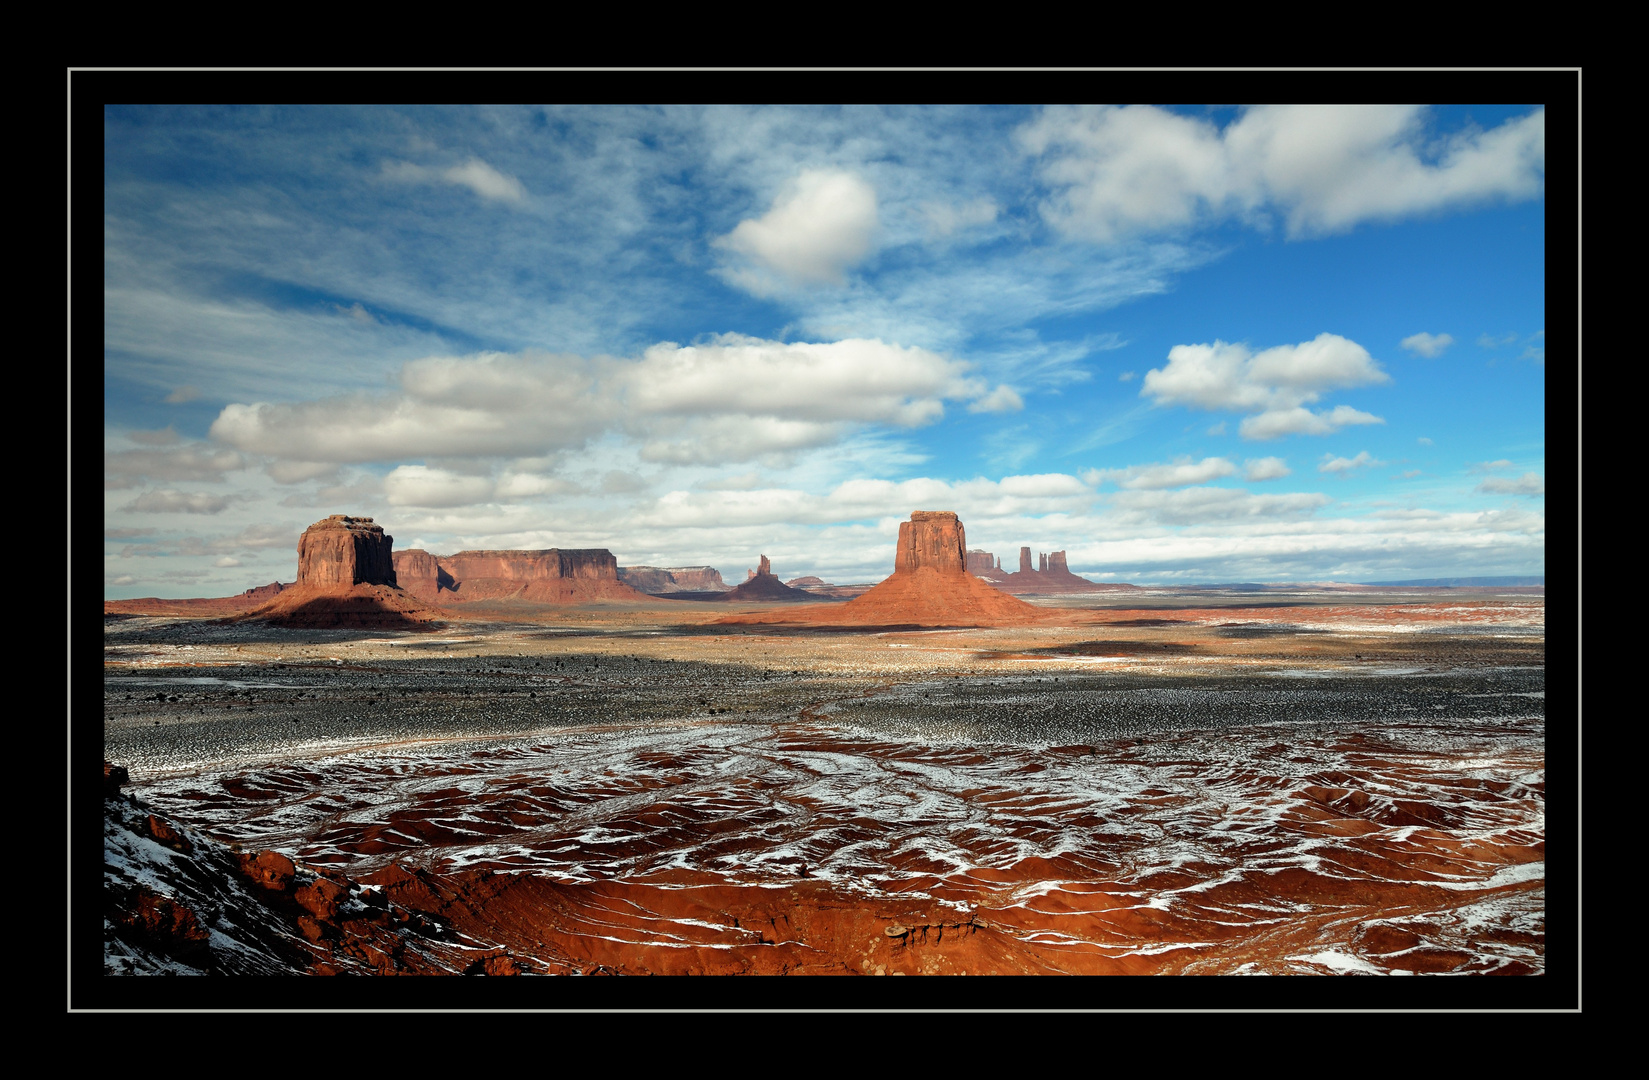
[389,548,643,603]
[895,511,967,575]
[616,566,730,594]
[297,516,397,588]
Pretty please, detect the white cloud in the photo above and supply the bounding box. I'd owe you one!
[917,197,998,239]
[1401,332,1455,357]
[382,157,529,205]
[164,385,201,404]
[210,350,613,464]
[1085,456,1236,490]
[642,472,1094,530]
[122,489,234,514]
[1142,333,1388,440]
[265,460,340,485]
[627,335,979,426]
[105,443,247,487]
[1118,371,1137,382]
[1470,459,1517,473]
[716,170,879,292]
[1239,405,1385,441]
[214,556,242,567]
[1477,473,1544,496]
[1022,105,1545,241]
[383,465,497,508]
[1319,451,1385,474]
[1418,436,1434,446]
[1107,486,1330,526]
[1243,456,1291,481]
[1019,105,1241,243]
[968,385,1024,414]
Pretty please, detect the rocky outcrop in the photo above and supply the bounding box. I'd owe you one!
[718,511,1044,627]
[389,548,648,604]
[241,581,290,603]
[723,554,817,602]
[616,566,731,594]
[990,548,1134,595]
[297,516,397,588]
[896,511,967,574]
[965,550,1000,576]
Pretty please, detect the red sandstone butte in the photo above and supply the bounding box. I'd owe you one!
[718,511,1045,627]
[391,548,649,604]
[239,516,441,629]
[297,515,398,588]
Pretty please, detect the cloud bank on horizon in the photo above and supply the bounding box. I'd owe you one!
[103,103,1548,597]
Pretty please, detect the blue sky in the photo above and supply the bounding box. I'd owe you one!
[103,104,1547,597]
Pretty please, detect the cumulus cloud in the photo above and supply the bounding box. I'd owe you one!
[1401,332,1454,357]
[210,350,612,464]
[1085,456,1236,490]
[716,170,879,293]
[1020,105,1545,241]
[1319,451,1385,474]
[383,465,497,508]
[1141,333,1388,439]
[1239,404,1385,441]
[382,157,529,205]
[968,385,1024,413]
[213,337,992,473]
[122,489,234,514]
[1243,456,1291,481]
[1477,473,1544,496]
[627,335,979,426]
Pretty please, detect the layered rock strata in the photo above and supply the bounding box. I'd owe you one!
[616,566,731,594]
[297,515,397,588]
[391,548,647,604]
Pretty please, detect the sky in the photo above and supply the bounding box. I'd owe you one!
[102,103,1548,598]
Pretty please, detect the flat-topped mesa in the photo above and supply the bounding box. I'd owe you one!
[389,547,643,604]
[297,515,397,588]
[894,510,967,575]
[616,565,730,594]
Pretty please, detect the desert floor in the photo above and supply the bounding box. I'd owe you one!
[101,587,1547,982]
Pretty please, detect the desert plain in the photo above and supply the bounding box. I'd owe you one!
[100,527,1546,981]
